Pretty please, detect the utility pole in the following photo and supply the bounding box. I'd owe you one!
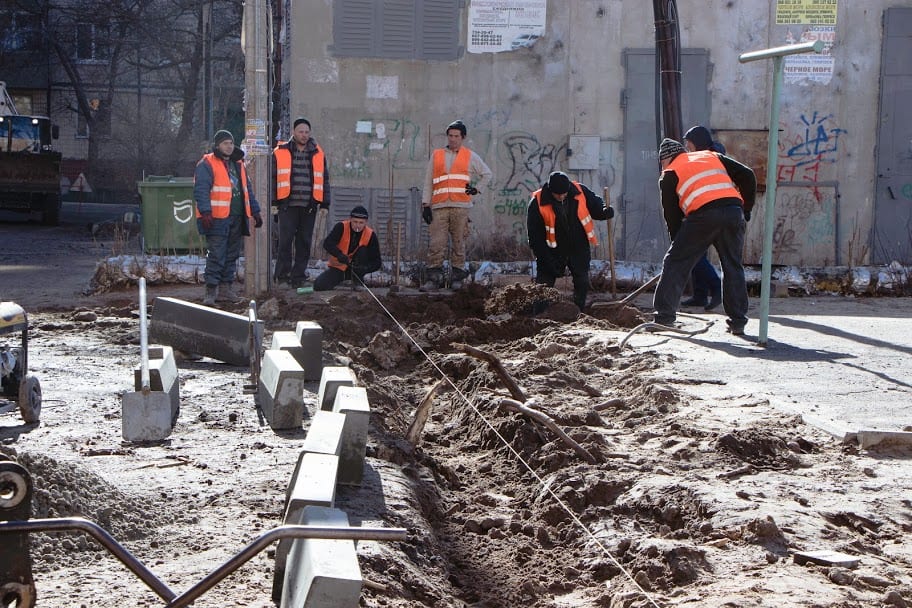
[652,0,682,143]
[242,0,272,297]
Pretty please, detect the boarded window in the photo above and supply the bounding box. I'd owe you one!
[331,0,460,60]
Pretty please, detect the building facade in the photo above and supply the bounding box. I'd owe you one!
[278,0,912,266]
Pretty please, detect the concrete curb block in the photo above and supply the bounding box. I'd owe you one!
[258,349,306,430]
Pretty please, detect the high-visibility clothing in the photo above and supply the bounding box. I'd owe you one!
[430,148,472,205]
[274,142,325,202]
[533,182,598,248]
[328,221,374,271]
[196,153,251,219]
[668,151,743,215]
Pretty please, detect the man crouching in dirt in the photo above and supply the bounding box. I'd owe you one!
[194,129,263,306]
[313,205,382,291]
[527,171,613,312]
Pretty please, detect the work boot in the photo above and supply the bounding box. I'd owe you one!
[705,290,722,311]
[420,267,443,292]
[202,284,218,306]
[218,282,239,302]
[450,267,468,290]
[681,296,708,307]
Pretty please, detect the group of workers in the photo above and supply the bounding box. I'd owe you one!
[191,118,756,335]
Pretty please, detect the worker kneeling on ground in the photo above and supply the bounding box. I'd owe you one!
[313,205,382,291]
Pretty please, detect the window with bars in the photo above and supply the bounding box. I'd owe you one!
[331,0,460,60]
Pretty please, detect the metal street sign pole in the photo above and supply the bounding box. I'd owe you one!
[739,40,824,346]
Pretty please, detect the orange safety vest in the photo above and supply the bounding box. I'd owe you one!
[196,153,251,219]
[273,142,325,202]
[667,151,743,215]
[430,147,472,205]
[328,221,374,271]
[533,182,598,248]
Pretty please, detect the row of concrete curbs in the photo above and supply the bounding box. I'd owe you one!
[120,296,376,606]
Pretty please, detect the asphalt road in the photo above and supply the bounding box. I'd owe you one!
[619,295,912,440]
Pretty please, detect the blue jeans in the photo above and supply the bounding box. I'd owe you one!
[653,205,748,324]
[204,215,245,286]
[691,253,721,301]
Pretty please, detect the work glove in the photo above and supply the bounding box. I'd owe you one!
[744,210,751,222]
[465,185,479,196]
[253,212,263,228]
[336,253,350,265]
[606,206,615,219]
[422,206,433,225]
[199,212,214,230]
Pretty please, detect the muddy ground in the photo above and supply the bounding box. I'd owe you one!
[1,213,911,607]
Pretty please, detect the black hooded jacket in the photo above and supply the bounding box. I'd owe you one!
[527,181,612,268]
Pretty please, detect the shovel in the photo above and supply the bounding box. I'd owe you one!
[607,272,662,307]
[122,277,172,441]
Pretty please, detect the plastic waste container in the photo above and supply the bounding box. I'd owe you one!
[137,176,204,253]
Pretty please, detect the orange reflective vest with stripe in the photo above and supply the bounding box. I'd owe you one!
[533,183,598,248]
[430,147,472,205]
[328,221,374,271]
[667,151,743,215]
[273,142,326,202]
[196,153,251,219]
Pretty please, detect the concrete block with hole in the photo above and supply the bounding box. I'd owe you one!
[295,321,324,381]
[133,345,180,425]
[257,349,306,429]
[317,366,356,412]
[284,411,347,506]
[273,452,339,603]
[149,296,263,366]
[281,505,362,608]
[332,386,371,486]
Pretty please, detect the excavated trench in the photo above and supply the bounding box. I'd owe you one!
[3,283,911,607]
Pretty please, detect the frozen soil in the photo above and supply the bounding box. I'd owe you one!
[2,217,911,607]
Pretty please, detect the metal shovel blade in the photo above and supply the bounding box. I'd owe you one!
[122,278,172,442]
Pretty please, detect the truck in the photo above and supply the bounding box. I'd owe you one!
[0,81,62,225]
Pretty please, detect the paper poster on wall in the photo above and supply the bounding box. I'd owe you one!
[467,0,546,54]
[776,0,837,25]
[783,26,835,84]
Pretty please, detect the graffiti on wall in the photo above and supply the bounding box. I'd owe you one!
[778,111,846,183]
[770,186,837,264]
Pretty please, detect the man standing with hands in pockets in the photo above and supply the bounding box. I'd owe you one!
[420,119,492,291]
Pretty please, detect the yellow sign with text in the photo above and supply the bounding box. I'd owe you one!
[776,0,837,25]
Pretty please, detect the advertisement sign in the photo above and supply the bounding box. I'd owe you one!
[468,0,547,54]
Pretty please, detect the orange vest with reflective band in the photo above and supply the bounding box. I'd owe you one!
[667,151,743,215]
[431,147,472,205]
[196,154,251,219]
[274,142,325,202]
[533,183,598,248]
[328,221,374,271]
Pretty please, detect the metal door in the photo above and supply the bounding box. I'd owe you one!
[621,48,711,262]
[872,8,912,264]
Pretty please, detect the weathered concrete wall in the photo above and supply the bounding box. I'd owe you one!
[285,0,902,265]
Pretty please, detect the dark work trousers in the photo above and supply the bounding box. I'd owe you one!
[275,205,318,281]
[534,254,590,311]
[653,205,748,324]
[690,253,721,301]
[313,267,366,291]
[203,215,245,287]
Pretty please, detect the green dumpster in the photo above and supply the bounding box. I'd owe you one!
[137,176,205,253]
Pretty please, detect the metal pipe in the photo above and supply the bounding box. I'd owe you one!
[737,40,824,346]
[738,40,824,63]
[0,518,407,607]
[0,517,176,601]
[166,524,407,608]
